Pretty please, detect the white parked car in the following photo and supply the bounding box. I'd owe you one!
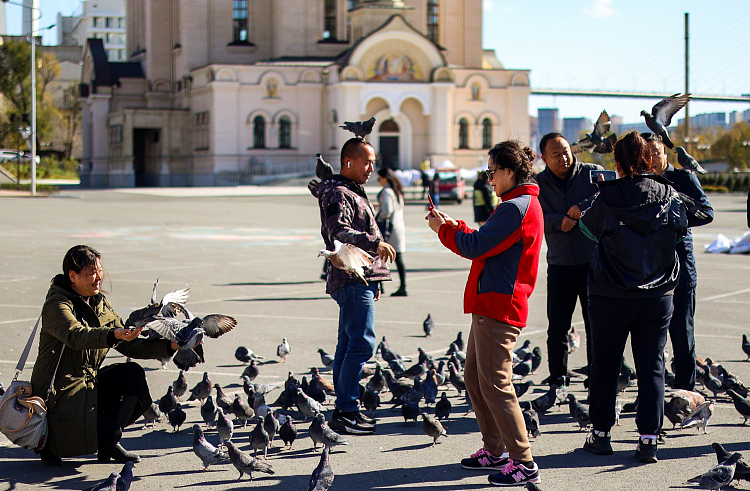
[0,150,40,164]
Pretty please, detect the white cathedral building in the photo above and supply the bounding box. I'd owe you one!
[79,0,531,187]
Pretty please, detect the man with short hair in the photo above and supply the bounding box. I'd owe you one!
[309,138,396,434]
[536,133,603,387]
[642,133,713,390]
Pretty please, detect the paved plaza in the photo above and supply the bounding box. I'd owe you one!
[0,188,749,490]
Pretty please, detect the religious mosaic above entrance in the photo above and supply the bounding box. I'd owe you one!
[367,53,422,82]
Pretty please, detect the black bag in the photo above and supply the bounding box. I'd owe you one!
[376,218,393,241]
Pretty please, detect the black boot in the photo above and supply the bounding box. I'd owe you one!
[39,447,62,465]
[98,443,141,463]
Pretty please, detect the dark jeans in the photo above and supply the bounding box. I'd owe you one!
[546,263,592,379]
[393,252,406,290]
[588,295,672,436]
[331,282,378,412]
[669,287,696,390]
[97,362,152,449]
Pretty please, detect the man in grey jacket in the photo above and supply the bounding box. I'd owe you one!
[310,138,395,434]
[536,133,603,387]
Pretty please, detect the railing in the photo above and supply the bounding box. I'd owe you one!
[217,155,317,185]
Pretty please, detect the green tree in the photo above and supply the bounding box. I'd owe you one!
[50,83,82,160]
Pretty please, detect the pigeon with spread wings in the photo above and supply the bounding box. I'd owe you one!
[570,110,616,154]
[318,240,373,285]
[125,278,190,328]
[640,93,691,149]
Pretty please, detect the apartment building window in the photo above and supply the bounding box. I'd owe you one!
[348,0,358,10]
[427,0,439,44]
[458,118,469,149]
[118,49,126,60]
[253,116,265,148]
[233,0,249,42]
[482,118,492,149]
[323,0,336,39]
[92,16,102,28]
[279,117,291,149]
[105,17,114,28]
[118,17,125,28]
[194,111,210,151]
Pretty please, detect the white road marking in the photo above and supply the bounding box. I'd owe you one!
[698,287,750,302]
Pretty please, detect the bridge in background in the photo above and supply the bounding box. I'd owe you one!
[531,88,750,103]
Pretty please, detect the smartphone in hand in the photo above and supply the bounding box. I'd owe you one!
[589,170,617,184]
[428,195,435,211]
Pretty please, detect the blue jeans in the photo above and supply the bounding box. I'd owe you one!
[330,282,378,412]
[668,287,696,390]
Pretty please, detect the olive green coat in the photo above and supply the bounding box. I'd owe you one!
[30,283,172,457]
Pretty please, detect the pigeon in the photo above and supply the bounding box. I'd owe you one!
[225,440,275,481]
[279,417,298,450]
[743,334,750,361]
[681,401,715,433]
[434,361,448,386]
[308,445,335,491]
[687,452,743,490]
[700,365,725,400]
[397,361,428,380]
[453,331,464,352]
[310,367,336,395]
[213,384,233,412]
[401,400,420,424]
[115,461,134,491]
[530,347,543,373]
[513,353,533,379]
[124,279,190,329]
[168,404,186,432]
[514,340,532,360]
[142,403,162,429]
[0,381,4,397]
[435,392,452,420]
[340,117,376,139]
[250,417,270,459]
[675,146,706,174]
[188,372,212,404]
[567,326,580,353]
[277,337,291,363]
[362,386,381,416]
[172,370,188,400]
[448,362,466,396]
[367,364,386,393]
[617,367,633,393]
[718,366,748,397]
[446,343,466,364]
[671,389,706,412]
[514,380,534,399]
[318,240,373,285]
[310,413,349,451]
[523,408,540,438]
[395,377,424,407]
[235,346,263,364]
[378,336,411,362]
[727,390,750,424]
[243,360,260,381]
[231,394,255,428]
[570,110,616,154]
[423,369,439,406]
[158,386,178,414]
[712,442,750,483]
[567,394,590,430]
[526,484,544,491]
[216,407,234,445]
[383,368,413,400]
[614,398,622,426]
[316,153,334,180]
[264,411,280,447]
[306,377,328,404]
[417,347,434,366]
[201,395,218,428]
[192,424,229,470]
[665,398,690,429]
[640,93,691,149]
[389,358,407,377]
[421,412,448,446]
[423,314,435,337]
[318,349,335,369]
[83,472,120,491]
[297,388,326,421]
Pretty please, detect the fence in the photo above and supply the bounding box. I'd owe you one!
[217,156,317,185]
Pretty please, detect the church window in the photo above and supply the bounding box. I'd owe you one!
[323,0,336,40]
[427,0,439,44]
[279,116,292,149]
[266,79,279,98]
[458,118,469,149]
[233,0,249,43]
[482,119,492,149]
[471,83,481,101]
[253,116,266,148]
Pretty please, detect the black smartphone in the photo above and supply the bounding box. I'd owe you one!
[589,170,617,184]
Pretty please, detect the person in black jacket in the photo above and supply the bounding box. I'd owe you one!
[642,133,713,391]
[472,171,497,226]
[578,132,694,464]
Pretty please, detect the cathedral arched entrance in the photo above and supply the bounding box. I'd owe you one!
[369,109,412,170]
[378,119,399,169]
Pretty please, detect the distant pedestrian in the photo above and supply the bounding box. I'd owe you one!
[429,172,441,209]
[376,168,407,296]
[421,168,431,199]
[427,140,543,487]
[473,171,497,226]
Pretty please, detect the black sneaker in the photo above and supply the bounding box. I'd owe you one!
[634,437,658,463]
[353,411,376,425]
[461,447,510,470]
[488,460,541,486]
[582,430,613,455]
[329,409,375,435]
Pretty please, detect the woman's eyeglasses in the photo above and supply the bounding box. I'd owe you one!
[486,168,497,181]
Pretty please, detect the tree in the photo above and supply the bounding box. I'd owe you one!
[52,84,82,160]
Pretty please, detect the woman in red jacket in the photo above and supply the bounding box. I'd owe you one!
[427,140,544,487]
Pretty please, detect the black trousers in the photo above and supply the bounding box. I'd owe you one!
[393,252,406,290]
[668,287,696,390]
[97,362,152,450]
[546,263,592,379]
[588,295,672,436]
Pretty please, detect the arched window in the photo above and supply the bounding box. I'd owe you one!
[482,118,492,149]
[458,118,469,149]
[427,0,439,44]
[232,0,248,43]
[323,0,336,39]
[471,83,481,101]
[279,116,291,149]
[253,116,265,148]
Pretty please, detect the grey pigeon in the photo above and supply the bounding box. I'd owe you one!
[297,388,326,420]
[389,358,407,377]
[435,392,452,420]
[614,398,622,426]
[514,340,532,361]
[378,336,411,363]
[434,361,448,386]
[83,472,119,491]
[316,153,334,180]
[362,386,380,416]
[675,146,706,174]
[397,360,428,380]
[417,347,434,366]
[142,403,162,429]
[640,93,691,149]
[743,335,750,361]
[243,360,260,381]
[235,346,252,363]
[717,366,748,398]
[187,372,212,403]
[216,407,234,445]
[423,369,438,406]
[453,331,464,352]
[158,386,178,414]
[423,313,434,337]
[214,383,233,411]
[446,343,466,364]
[687,452,743,490]
[264,410,280,447]
[395,377,424,407]
[514,380,534,399]
[523,408,540,438]
[172,370,188,400]
[225,440,275,481]
[192,424,229,470]
[124,279,190,329]
[250,417,270,459]
[367,364,386,393]
[617,367,633,393]
[339,117,376,139]
[570,110,616,154]
[231,394,255,428]
[681,401,715,433]
[712,442,750,483]
[279,417,298,450]
[421,412,447,446]
[383,368,413,400]
[308,445,335,491]
[201,395,218,428]
[567,394,590,430]
[401,400,420,424]
[530,347,542,373]
[665,398,690,429]
[448,362,466,395]
[318,349,335,369]
[0,381,4,396]
[168,404,186,432]
[309,413,349,451]
[277,337,291,363]
[727,390,750,424]
[115,462,134,491]
[513,353,533,379]
[700,365,724,400]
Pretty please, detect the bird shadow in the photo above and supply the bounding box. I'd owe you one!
[218,281,319,286]
[385,442,434,452]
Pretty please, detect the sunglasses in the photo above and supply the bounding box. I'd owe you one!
[486,168,499,181]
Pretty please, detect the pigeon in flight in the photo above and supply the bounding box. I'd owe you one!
[340,117,376,140]
[277,337,291,363]
[192,424,229,470]
[675,146,706,174]
[308,445,335,491]
[681,400,715,434]
[225,440,275,481]
[570,110,616,154]
[640,93,691,149]
[318,240,373,285]
[316,153,334,180]
[125,278,190,329]
[687,452,743,490]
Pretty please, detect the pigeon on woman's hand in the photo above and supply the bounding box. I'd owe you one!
[125,278,190,329]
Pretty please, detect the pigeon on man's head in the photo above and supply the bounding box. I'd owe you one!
[675,146,706,174]
[681,400,715,433]
[124,278,190,329]
[318,240,373,285]
[423,313,434,337]
[340,117,376,139]
[310,413,349,451]
[687,452,743,490]
[640,93,691,149]
[308,445,335,491]
[192,424,229,470]
[225,440,275,481]
[570,110,616,154]
[421,412,447,446]
[168,404,187,432]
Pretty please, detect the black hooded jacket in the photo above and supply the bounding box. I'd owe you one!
[579,174,688,298]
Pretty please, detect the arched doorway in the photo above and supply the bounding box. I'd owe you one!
[379,119,400,169]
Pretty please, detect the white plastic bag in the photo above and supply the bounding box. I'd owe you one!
[705,234,732,254]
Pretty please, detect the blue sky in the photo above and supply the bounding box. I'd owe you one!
[6,0,750,124]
